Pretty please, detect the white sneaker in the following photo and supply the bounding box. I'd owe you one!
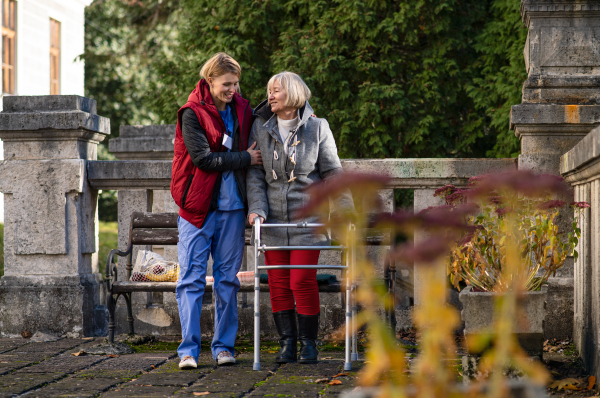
[179,355,197,369]
[217,351,236,366]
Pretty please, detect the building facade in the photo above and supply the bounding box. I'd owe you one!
[0,0,90,222]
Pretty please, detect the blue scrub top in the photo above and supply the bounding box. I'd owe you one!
[217,105,244,211]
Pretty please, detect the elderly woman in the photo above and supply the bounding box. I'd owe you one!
[247,71,354,364]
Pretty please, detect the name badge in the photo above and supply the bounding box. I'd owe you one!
[222,134,233,150]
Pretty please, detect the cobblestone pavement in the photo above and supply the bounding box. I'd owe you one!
[0,338,363,398]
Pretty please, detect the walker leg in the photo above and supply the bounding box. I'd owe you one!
[253,279,261,370]
[344,287,352,371]
[350,225,358,361]
[344,234,352,371]
[351,300,358,361]
[253,222,261,371]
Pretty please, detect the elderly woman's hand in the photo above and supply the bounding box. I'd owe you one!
[248,213,265,225]
[247,142,263,165]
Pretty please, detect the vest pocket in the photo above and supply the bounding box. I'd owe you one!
[181,173,194,209]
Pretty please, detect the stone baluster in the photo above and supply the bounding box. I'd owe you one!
[0,96,109,337]
[510,0,600,340]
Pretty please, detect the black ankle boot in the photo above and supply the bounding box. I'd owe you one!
[297,313,319,364]
[273,309,297,363]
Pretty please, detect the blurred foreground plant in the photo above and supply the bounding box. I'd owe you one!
[301,171,553,398]
[438,171,588,292]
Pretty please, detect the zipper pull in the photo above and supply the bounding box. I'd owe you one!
[272,170,278,180]
[274,150,279,160]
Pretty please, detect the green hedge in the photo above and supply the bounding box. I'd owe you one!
[98,221,118,277]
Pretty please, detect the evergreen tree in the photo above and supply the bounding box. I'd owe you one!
[82,0,180,140]
[84,0,527,159]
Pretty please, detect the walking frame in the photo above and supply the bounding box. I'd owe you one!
[252,219,358,371]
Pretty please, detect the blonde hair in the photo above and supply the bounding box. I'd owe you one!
[267,71,311,109]
[200,52,242,80]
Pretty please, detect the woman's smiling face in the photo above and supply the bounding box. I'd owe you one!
[268,80,289,114]
[208,72,239,107]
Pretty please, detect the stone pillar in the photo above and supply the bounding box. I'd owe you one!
[510,0,600,339]
[0,96,109,337]
[108,125,184,335]
[412,189,446,307]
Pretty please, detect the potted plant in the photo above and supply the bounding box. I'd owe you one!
[435,172,588,362]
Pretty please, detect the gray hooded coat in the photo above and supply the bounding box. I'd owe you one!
[246,100,354,246]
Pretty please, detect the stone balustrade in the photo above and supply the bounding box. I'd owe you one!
[88,156,517,317]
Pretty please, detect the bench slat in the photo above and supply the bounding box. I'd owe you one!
[132,212,178,228]
[129,212,389,245]
[131,228,179,245]
[111,281,342,293]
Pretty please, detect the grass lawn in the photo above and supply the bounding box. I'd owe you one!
[99,221,118,276]
[0,223,3,277]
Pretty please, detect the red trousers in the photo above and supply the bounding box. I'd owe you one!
[265,250,321,315]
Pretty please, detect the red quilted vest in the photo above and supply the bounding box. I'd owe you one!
[171,79,252,228]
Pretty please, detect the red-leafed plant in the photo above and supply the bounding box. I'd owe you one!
[436,171,588,292]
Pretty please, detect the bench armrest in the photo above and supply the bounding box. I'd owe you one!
[105,247,133,292]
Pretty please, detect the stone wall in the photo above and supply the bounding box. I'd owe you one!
[561,126,600,381]
[510,0,600,340]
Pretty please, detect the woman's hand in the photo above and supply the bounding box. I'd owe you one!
[247,142,263,165]
[248,213,265,225]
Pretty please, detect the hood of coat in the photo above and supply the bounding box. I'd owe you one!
[254,99,314,130]
[187,79,248,116]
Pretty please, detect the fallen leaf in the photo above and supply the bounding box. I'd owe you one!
[549,378,583,391]
[21,331,32,339]
[589,376,596,390]
[82,337,94,340]
[193,392,210,396]
[321,356,333,360]
[104,354,119,358]
[328,380,342,386]
[268,351,278,354]
[151,365,156,369]
[315,378,329,383]
[71,351,86,356]
[333,373,349,378]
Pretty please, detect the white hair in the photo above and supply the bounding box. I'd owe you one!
[267,71,311,109]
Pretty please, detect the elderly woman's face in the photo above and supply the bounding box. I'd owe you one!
[268,80,289,114]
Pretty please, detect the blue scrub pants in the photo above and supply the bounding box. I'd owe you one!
[176,209,245,361]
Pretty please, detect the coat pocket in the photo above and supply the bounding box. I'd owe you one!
[180,173,194,209]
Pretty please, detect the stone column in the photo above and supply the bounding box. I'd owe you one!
[510,0,600,339]
[108,125,184,335]
[0,96,109,337]
[412,189,446,307]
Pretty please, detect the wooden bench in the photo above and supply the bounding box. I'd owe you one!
[105,212,344,343]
